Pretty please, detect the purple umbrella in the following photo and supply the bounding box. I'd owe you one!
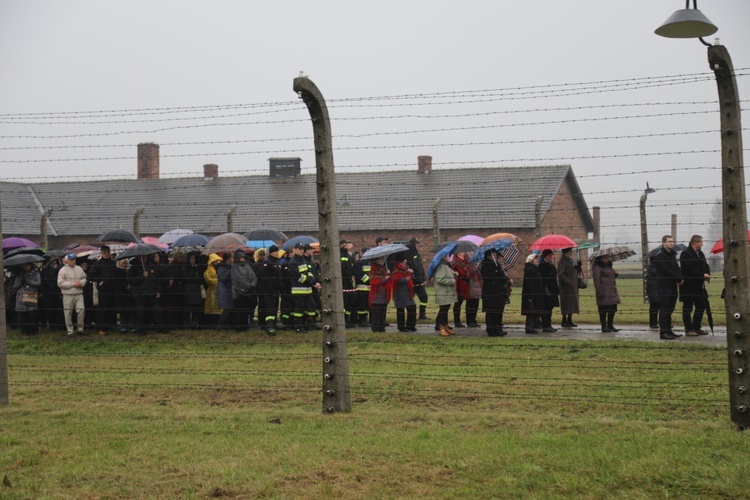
[3,237,40,252]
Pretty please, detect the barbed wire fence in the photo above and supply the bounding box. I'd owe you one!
[1,69,748,416]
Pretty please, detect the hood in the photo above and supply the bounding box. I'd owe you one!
[207,253,222,266]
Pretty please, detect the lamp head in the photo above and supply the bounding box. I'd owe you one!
[655,7,718,39]
[645,182,657,195]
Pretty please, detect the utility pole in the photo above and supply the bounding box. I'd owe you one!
[709,44,750,429]
[0,200,9,406]
[293,75,351,413]
[535,196,543,238]
[226,204,237,233]
[432,198,441,244]
[133,206,145,235]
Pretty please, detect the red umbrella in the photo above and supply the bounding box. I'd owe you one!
[529,234,578,251]
[709,230,750,254]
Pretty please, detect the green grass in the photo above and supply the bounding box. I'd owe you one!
[1,329,747,498]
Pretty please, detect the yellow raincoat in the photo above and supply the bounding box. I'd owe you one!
[203,253,223,316]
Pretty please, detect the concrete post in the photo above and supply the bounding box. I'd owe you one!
[709,44,750,429]
[133,207,145,235]
[640,193,650,304]
[41,208,52,249]
[226,204,236,233]
[293,75,351,413]
[671,214,678,242]
[535,196,543,238]
[432,198,441,244]
[0,200,8,406]
[592,206,601,244]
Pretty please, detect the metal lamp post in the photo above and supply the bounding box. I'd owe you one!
[656,0,750,429]
[640,183,657,303]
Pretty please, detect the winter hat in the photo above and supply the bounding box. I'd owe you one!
[526,253,538,264]
[268,245,280,254]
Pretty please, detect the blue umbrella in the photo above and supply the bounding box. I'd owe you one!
[171,233,211,248]
[469,238,514,263]
[427,242,457,279]
[282,235,319,250]
[245,239,275,249]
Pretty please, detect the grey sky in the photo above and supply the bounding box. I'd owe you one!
[1,0,749,247]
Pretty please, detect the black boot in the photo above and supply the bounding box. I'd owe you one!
[600,313,612,332]
[607,312,620,332]
[418,305,428,320]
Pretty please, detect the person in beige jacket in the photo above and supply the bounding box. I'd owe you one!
[57,253,88,337]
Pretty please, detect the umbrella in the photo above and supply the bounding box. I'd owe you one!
[88,243,128,260]
[3,253,45,267]
[69,245,99,260]
[2,237,40,252]
[427,243,457,279]
[244,228,288,242]
[43,249,69,259]
[647,243,687,259]
[97,229,143,243]
[202,232,247,255]
[4,246,45,258]
[171,233,210,248]
[703,283,714,335]
[114,243,163,261]
[457,234,485,246]
[470,238,514,263]
[136,236,169,250]
[481,233,521,246]
[157,228,194,245]
[500,244,522,271]
[709,230,750,254]
[282,235,319,250]
[360,243,410,261]
[431,240,478,254]
[245,239,276,249]
[529,234,577,251]
[589,246,637,262]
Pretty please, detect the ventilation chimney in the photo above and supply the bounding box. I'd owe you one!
[137,143,160,180]
[204,164,218,180]
[418,155,432,174]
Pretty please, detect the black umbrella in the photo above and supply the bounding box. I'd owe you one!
[647,243,687,259]
[97,229,143,243]
[4,246,45,258]
[114,243,163,261]
[3,253,45,267]
[243,228,288,242]
[43,249,69,259]
[431,240,478,254]
[703,283,714,335]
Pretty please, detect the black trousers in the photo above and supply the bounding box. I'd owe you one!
[259,293,279,327]
[134,294,164,333]
[96,289,118,332]
[371,303,387,332]
[233,294,257,330]
[414,284,428,306]
[682,295,706,331]
[659,289,678,333]
[435,304,451,327]
[396,306,416,330]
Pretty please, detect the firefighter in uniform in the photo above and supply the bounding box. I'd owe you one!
[256,244,282,336]
[288,243,318,332]
[353,247,371,327]
[340,239,357,327]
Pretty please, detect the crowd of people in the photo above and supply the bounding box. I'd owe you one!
[4,233,713,340]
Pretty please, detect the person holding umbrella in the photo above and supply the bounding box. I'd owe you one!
[592,254,621,332]
[538,249,560,333]
[521,254,545,334]
[8,258,42,335]
[126,253,167,334]
[481,248,511,337]
[368,256,391,332]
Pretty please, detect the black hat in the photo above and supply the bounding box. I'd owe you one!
[269,245,279,254]
[375,236,389,244]
[339,238,350,245]
[100,245,111,252]
[408,237,420,244]
[541,249,554,258]
[294,242,305,249]
[303,244,313,250]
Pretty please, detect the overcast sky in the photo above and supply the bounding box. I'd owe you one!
[1,0,749,247]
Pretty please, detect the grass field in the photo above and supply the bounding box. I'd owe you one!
[1,324,747,498]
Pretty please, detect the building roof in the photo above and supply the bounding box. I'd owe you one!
[0,165,593,236]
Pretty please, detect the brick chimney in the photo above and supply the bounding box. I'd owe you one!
[137,143,160,180]
[204,164,218,180]
[418,155,432,174]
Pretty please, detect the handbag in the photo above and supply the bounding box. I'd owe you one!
[577,277,588,289]
[21,287,39,306]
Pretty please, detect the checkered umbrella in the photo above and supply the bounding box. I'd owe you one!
[589,246,636,262]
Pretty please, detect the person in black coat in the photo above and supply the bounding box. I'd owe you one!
[127,254,166,334]
[521,254,546,334]
[406,238,429,320]
[481,249,511,337]
[537,249,560,332]
[679,234,711,336]
[181,252,204,328]
[651,235,683,340]
[87,245,119,335]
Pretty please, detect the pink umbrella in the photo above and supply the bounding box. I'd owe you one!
[458,234,484,246]
[129,237,169,250]
[710,230,750,254]
[529,234,578,251]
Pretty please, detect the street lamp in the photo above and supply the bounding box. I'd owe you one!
[656,1,750,429]
[640,183,657,304]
